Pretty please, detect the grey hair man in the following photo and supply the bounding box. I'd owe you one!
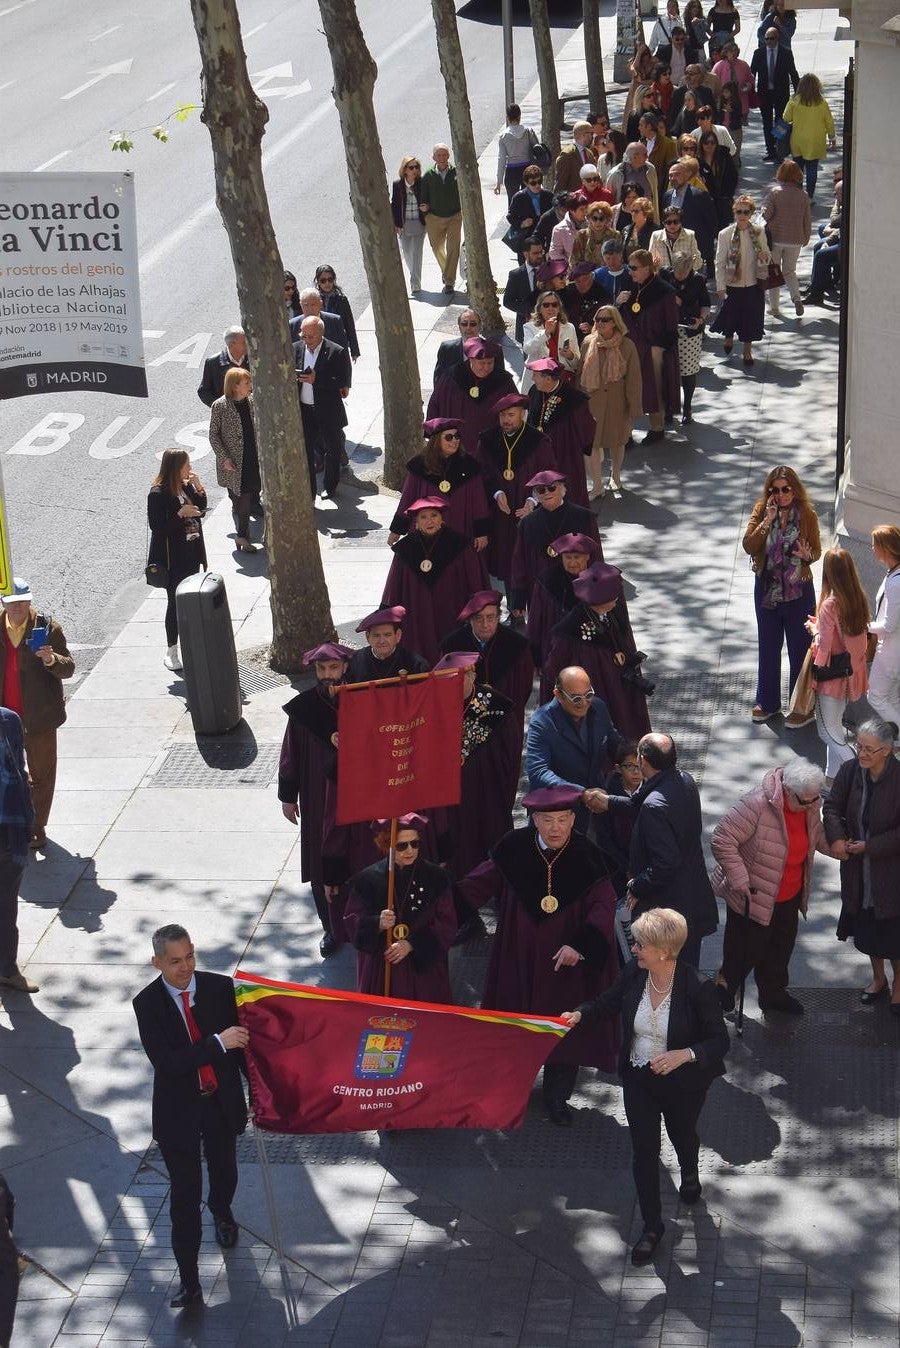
[420,142,463,292]
[197,325,248,406]
[604,144,659,220]
[434,308,483,383]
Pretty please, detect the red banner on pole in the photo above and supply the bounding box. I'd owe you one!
[335,673,464,824]
[234,972,569,1134]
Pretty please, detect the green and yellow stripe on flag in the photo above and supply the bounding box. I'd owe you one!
[233,971,569,1134]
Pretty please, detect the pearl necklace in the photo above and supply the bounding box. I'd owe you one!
[648,968,674,997]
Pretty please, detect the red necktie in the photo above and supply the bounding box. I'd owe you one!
[180,990,219,1094]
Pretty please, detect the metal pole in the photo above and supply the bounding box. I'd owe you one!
[383,817,399,998]
[501,0,515,107]
[253,1121,297,1325]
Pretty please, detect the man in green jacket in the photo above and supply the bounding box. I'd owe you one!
[420,144,463,294]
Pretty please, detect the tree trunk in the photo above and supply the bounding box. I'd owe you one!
[431,0,505,338]
[187,0,333,672]
[528,0,561,176]
[583,0,608,117]
[317,0,423,491]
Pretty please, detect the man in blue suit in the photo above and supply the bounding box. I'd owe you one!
[525,665,624,833]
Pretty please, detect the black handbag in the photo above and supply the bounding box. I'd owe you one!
[501,224,529,254]
[811,650,852,683]
[144,563,169,589]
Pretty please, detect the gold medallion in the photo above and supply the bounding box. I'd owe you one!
[631,302,641,314]
[438,479,451,493]
[392,923,410,940]
[540,894,559,914]
[547,545,557,557]
[469,386,480,399]
[330,732,339,748]
[420,559,433,573]
[502,467,515,481]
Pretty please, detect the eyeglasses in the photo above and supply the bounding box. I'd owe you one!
[734,208,752,216]
[772,485,793,495]
[441,431,461,441]
[664,216,681,224]
[792,792,821,806]
[856,742,889,757]
[459,319,480,328]
[533,484,561,495]
[394,840,420,851]
[540,302,560,309]
[596,316,615,324]
[558,686,595,705]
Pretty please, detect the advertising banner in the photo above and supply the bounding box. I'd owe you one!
[234,972,569,1134]
[0,171,147,399]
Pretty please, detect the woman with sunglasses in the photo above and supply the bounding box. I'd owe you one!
[619,250,681,444]
[620,196,656,261]
[283,271,302,319]
[506,165,554,261]
[802,547,869,781]
[742,465,821,723]
[315,265,359,362]
[570,203,619,267]
[344,813,456,1001]
[521,292,580,393]
[527,531,602,675]
[579,304,642,495]
[390,155,427,295]
[825,717,900,1014]
[711,758,831,1018]
[388,417,491,554]
[697,130,738,230]
[710,195,771,366]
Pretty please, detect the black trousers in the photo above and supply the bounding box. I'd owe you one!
[311,880,331,934]
[164,562,202,646]
[623,1064,708,1231]
[542,1062,578,1105]
[0,1201,17,1348]
[157,1096,239,1287]
[720,892,801,1004]
[0,848,24,980]
[301,404,343,496]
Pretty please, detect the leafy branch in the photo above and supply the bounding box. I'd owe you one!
[109,103,197,153]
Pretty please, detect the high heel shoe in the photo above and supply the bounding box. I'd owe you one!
[860,983,888,1005]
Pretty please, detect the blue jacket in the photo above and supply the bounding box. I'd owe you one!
[525,697,623,831]
[0,707,33,864]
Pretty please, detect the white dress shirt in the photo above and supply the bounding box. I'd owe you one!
[300,340,322,405]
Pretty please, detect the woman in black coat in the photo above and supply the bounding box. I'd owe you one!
[147,449,207,672]
[697,131,739,230]
[315,264,360,361]
[507,169,554,241]
[563,907,728,1265]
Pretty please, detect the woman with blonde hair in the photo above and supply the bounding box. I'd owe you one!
[799,548,870,780]
[208,367,261,554]
[571,202,619,266]
[579,304,643,496]
[710,194,771,366]
[868,525,900,731]
[390,155,427,294]
[783,73,836,201]
[742,465,821,722]
[520,291,580,393]
[621,196,656,259]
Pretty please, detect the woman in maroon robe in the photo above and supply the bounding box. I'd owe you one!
[475,393,556,589]
[425,337,517,457]
[526,359,596,508]
[389,417,491,551]
[620,249,680,444]
[381,498,488,664]
[456,785,620,1125]
[528,533,601,676]
[542,561,653,738]
[509,470,602,616]
[343,815,456,1003]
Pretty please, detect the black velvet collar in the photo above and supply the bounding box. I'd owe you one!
[350,857,448,919]
[350,646,427,679]
[283,687,338,742]
[491,825,608,921]
[441,624,529,687]
[405,451,483,489]
[527,382,590,430]
[450,362,512,397]
[520,501,596,553]
[392,525,468,586]
[478,423,548,469]
[536,562,577,608]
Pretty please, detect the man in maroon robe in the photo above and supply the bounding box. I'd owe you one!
[426,338,517,457]
[529,533,602,683]
[543,561,653,739]
[457,785,620,1125]
[526,358,596,508]
[475,393,556,592]
[345,606,429,683]
[509,470,602,617]
[278,642,354,958]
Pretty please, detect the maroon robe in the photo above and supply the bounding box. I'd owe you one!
[527,562,577,671]
[509,501,601,614]
[381,525,489,665]
[278,688,338,890]
[426,363,518,457]
[443,685,517,878]
[621,275,681,417]
[457,826,620,1071]
[527,383,595,509]
[344,858,456,1003]
[389,452,492,544]
[542,601,653,737]
[475,424,556,585]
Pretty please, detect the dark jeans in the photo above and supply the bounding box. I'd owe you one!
[720,892,801,1003]
[623,1064,708,1231]
[164,563,202,646]
[792,154,819,200]
[0,847,24,979]
[753,574,815,713]
[809,241,841,293]
[301,404,343,496]
[157,1097,239,1288]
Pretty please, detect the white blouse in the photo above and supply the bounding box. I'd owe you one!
[630,981,671,1067]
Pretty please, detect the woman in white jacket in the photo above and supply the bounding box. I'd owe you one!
[520,293,580,393]
[868,524,900,734]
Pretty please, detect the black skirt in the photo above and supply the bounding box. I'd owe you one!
[709,284,765,342]
[836,905,900,960]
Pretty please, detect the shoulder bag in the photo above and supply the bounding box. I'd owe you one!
[810,650,852,683]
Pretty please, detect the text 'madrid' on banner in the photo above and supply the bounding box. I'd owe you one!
[0,172,147,399]
[335,671,464,825]
[234,973,569,1134]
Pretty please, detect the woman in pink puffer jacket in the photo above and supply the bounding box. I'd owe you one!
[710,759,833,1016]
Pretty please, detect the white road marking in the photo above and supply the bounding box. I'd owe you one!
[34,150,70,171]
[61,58,134,101]
[140,12,434,278]
[146,81,176,103]
[89,24,121,41]
[243,22,267,38]
[0,0,38,17]
[0,80,16,92]
[250,62,311,100]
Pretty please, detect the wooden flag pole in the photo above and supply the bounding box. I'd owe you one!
[338,670,457,694]
[383,816,399,998]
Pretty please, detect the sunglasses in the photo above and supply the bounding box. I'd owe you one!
[533,484,561,495]
[318,274,335,283]
[525,175,542,183]
[596,315,615,323]
[540,302,560,308]
[734,208,752,216]
[441,431,461,441]
[395,840,420,851]
[559,687,595,705]
[772,486,793,495]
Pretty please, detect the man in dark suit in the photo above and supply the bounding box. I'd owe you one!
[662,161,718,273]
[133,925,249,1309]
[596,733,718,968]
[197,327,248,406]
[293,316,352,500]
[525,666,624,835]
[654,27,701,73]
[751,29,800,159]
[667,66,716,128]
[503,238,545,344]
[288,290,348,353]
[433,309,482,384]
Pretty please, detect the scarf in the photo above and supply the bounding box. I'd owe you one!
[581,331,627,391]
[762,503,803,608]
[725,222,765,284]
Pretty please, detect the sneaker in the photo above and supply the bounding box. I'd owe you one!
[784,710,814,729]
[751,705,780,723]
[164,645,183,672]
[0,971,39,993]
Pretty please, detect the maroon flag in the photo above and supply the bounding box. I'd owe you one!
[235,972,569,1133]
[335,672,463,824]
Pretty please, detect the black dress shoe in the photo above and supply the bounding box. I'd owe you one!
[170,1283,203,1309]
[642,429,665,445]
[681,412,692,425]
[545,1100,572,1127]
[679,1174,702,1204]
[760,994,804,1016]
[631,1225,664,1265]
[890,1003,900,1018]
[319,932,338,958]
[715,982,735,1014]
[860,983,888,1004]
[214,1217,239,1249]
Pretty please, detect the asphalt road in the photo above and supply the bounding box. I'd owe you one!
[2,0,582,662]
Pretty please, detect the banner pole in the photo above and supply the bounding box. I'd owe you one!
[253,1119,297,1325]
[338,670,457,694]
[383,817,399,998]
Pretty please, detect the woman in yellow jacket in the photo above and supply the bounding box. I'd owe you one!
[783,74,836,202]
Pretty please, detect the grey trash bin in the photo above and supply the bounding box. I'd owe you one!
[175,573,242,735]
